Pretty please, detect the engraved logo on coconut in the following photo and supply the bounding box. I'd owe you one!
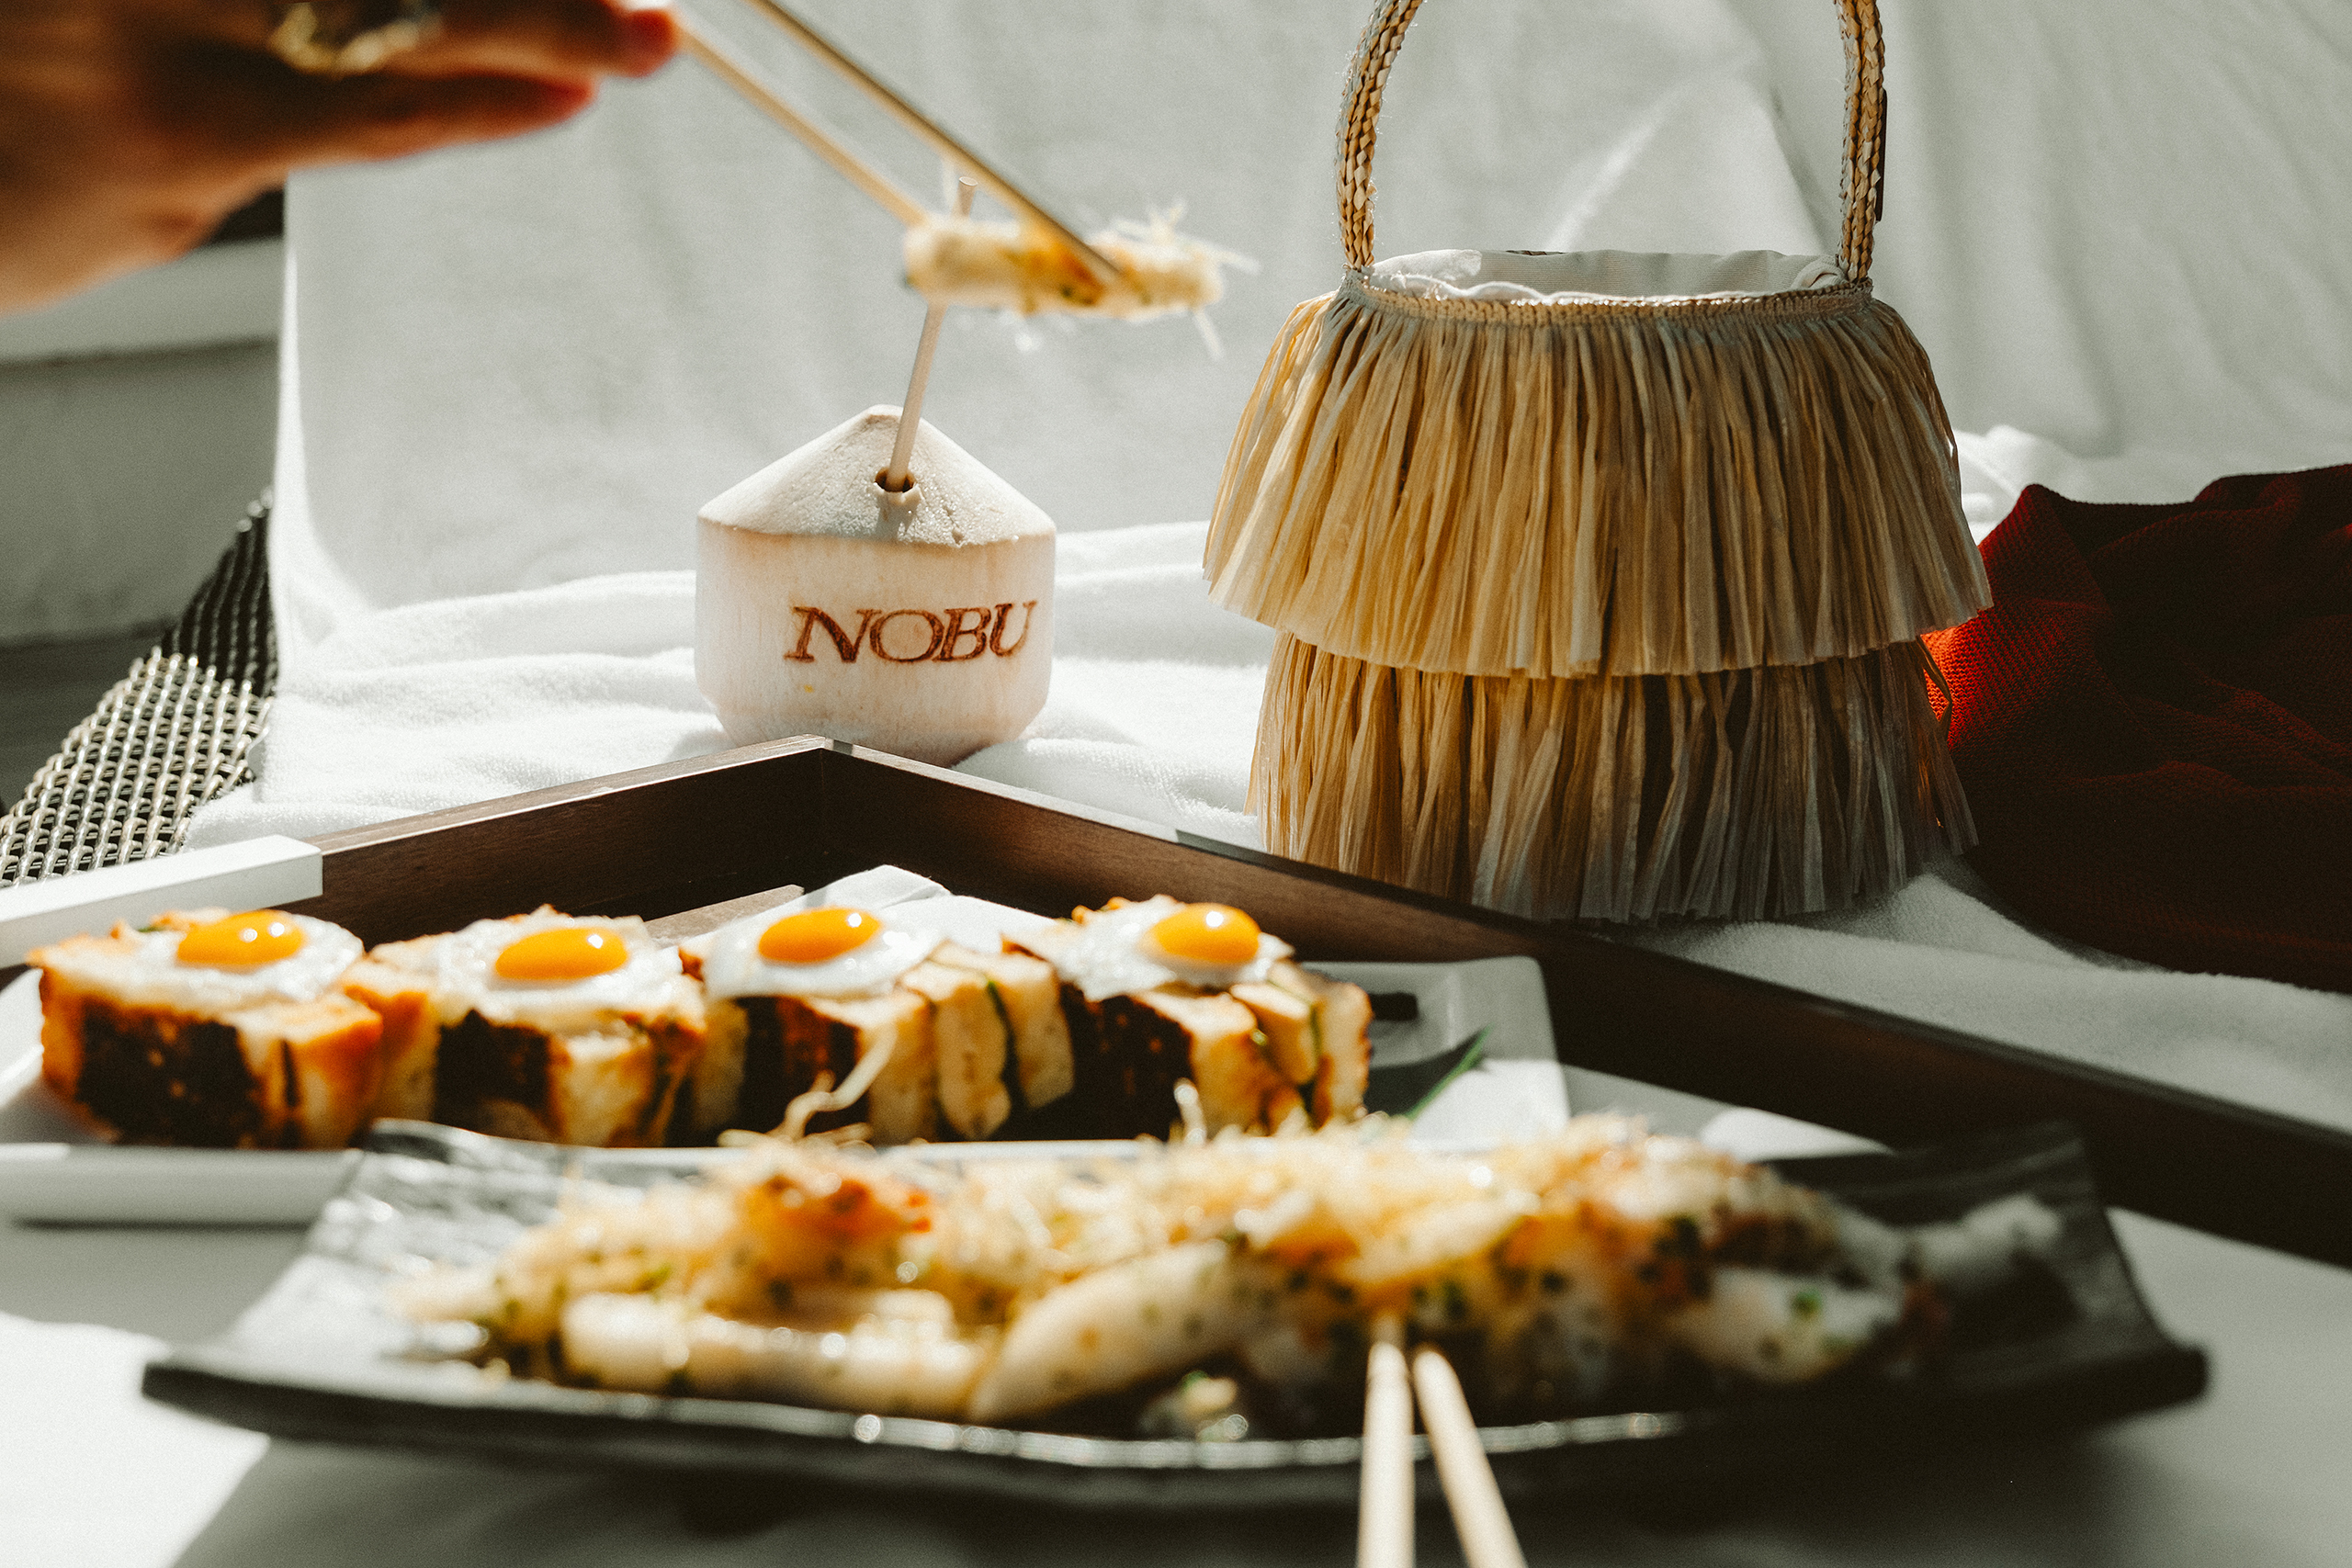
[785,602,1039,666]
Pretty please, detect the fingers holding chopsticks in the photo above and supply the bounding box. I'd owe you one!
[0,0,679,311]
[377,0,677,81]
[199,0,676,84]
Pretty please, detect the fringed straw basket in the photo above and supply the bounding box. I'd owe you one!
[1213,0,1986,921]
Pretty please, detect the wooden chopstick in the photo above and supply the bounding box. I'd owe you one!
[1410,1347,1528,1568]
[1359,1314,1415,1568]
[734,0,1124,283]
[673,11,928,228]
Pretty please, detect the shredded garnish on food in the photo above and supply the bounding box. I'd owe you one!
[400,1114,2060,1438]
[399,1113,2063,1432]
[902,207,1251,331]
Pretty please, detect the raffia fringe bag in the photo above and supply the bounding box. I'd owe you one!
[1207,0,1988,922]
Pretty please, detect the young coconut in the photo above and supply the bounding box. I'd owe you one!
[696,406,1054,767]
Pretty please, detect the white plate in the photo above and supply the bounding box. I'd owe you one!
[0,881,1570,1225]
[0,968,361,1224]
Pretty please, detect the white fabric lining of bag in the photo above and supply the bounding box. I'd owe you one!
[1363,246,1849,304]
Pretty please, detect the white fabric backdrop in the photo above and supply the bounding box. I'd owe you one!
[188,0,2352,1122]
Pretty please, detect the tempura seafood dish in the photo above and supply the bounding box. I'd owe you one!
[399,1115,2063,1435]
[902,210,1237,319]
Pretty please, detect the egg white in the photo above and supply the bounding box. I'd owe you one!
[700,904,949,1001]
[90,914,364,1014]
[433,910,692,1032]
[1050,897,1293,1002]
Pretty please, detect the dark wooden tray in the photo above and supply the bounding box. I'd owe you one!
[218,734,2352,1269]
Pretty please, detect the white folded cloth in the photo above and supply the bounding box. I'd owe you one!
[193,573,719,842]
[191,520,1273,850]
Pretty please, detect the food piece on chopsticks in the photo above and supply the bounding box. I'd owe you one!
[340,909,705,1148]
[28,908,380,1149]
[902,211,1236,319]
[1010,897,1374,1136]
[402,1116,2065,1432]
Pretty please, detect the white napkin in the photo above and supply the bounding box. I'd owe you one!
[0,1314,265,1568]
[190,572,722,844]
[1620,862,2352,1138]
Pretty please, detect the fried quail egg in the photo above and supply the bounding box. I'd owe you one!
[434,909,691,1032]
[1050,897,1292,1001]
[77,909,364,1013]
[701,905,947,1001]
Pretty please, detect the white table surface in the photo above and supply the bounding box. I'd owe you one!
[5,1159,2348,1568]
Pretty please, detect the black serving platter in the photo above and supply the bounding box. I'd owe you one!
[142,1119,2204,1509]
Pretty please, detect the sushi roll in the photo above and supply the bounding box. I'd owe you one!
[688,895,1368,1145]
[1009,898,1374,1136]
[340,909,705,1148]
[691,905,983,1143]
[28,908,381,1149]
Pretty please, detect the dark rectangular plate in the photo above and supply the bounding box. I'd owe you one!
[141,1119,2205,1510]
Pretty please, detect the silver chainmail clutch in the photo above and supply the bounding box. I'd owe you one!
[0,502,277,886]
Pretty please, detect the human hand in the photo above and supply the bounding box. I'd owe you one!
[0,0,678,313]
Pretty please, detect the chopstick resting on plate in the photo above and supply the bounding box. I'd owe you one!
[1412,1345,1529,1568]
[1361,1314,1531,1568]
[1359,1312,1415,1568]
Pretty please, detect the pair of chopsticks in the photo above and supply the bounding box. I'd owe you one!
[672,0,1120,283]
[1361,1315,1528,1568]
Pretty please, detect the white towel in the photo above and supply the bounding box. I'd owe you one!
[190,519,1274,848]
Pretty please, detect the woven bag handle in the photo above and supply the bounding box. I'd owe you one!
[1336,0,1889,280]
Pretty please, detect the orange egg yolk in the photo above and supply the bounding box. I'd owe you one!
[760,908,882,965]
[495,927,628,981]
[176,910,305,967]
[1150,904,1261,965]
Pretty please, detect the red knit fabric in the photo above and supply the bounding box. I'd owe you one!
[1923,467,2352,992]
